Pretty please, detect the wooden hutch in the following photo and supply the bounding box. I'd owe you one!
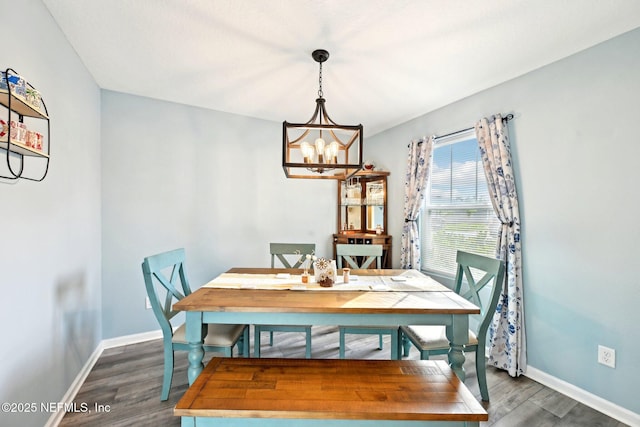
[333,170,392,268]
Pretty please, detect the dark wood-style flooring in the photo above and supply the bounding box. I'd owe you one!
[59,326,627,426]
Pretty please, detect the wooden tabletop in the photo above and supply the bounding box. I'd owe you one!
[175,357,488,422]
[173,268,479,315]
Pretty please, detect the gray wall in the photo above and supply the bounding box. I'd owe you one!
[367,28,640,415]
[0,1,101,426]
[100,91,336,338]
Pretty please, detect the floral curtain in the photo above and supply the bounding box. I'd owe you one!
[475,114,526,377]
[400,137,433,269]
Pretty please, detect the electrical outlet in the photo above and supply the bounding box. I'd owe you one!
[598,345,615,368]
[145,297,152,310]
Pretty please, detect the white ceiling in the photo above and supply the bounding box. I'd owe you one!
[43,0,640,136]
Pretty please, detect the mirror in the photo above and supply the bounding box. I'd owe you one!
[366,205,384,231]
[365,180,384,232]
[344,206,361,230]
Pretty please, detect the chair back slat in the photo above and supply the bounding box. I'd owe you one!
[270,243,316,268]
[336,244,383,269]
[453,251,505,338]
[142,248,192,335]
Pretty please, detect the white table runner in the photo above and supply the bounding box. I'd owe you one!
[202,270,448,292]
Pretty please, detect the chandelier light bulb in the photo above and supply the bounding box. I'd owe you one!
[315,138,326,163]
[326,141,339,164]
[300,141,313,163]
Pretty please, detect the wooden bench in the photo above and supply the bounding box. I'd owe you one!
[175,358,488,427]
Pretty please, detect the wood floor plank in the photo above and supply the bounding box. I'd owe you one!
[490,400,560,427]
[529,386,579,418]
[58,326,627,426]
[556,403,627,427]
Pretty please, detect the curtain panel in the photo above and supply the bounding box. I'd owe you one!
[475,114,526,377]
[401,137,433,269]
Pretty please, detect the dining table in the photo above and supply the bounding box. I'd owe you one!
[173,267,480,386]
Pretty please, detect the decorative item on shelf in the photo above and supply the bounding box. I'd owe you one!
[0,119,27,144]
[1,71,26,98]
[25,87,42,111]
[0,73,7,92]
[26,130,43,151]
[376,224,383,235]
[0,119,6,139]
[14,121,27,144]
[314,257,337,287]
[364,160,375,170]
[282,49,363,180]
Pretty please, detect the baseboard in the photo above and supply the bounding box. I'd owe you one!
[525,365,640,426]
[44,342,104,427]
[44,329,163,427]
[101,329,164,349]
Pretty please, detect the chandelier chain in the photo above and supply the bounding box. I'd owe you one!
[318,62,323,98]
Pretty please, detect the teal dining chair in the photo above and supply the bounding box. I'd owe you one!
[141,248,249,401]
[253,243,314,358]
[336,244,401,359]
[400,250,505,401]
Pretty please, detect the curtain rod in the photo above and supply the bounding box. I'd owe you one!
[411,113,514,146]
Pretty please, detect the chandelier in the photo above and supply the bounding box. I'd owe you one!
[282,49,363,179]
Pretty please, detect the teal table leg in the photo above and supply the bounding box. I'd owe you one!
[446,314,469,381]
[186,311,204,385]
[254,327,262,358]
[390,330,399,360]
[396,329,404,360]
[305,326,312,358]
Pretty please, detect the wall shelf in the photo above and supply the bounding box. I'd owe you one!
[0,68,50,181]
[0,139,50,158]
[0,91,48,119]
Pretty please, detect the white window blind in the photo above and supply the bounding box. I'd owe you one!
[420,130,501,275]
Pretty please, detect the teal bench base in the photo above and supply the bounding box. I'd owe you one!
[181,418,480,427]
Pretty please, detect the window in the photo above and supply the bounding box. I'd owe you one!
[420,130,501,275]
